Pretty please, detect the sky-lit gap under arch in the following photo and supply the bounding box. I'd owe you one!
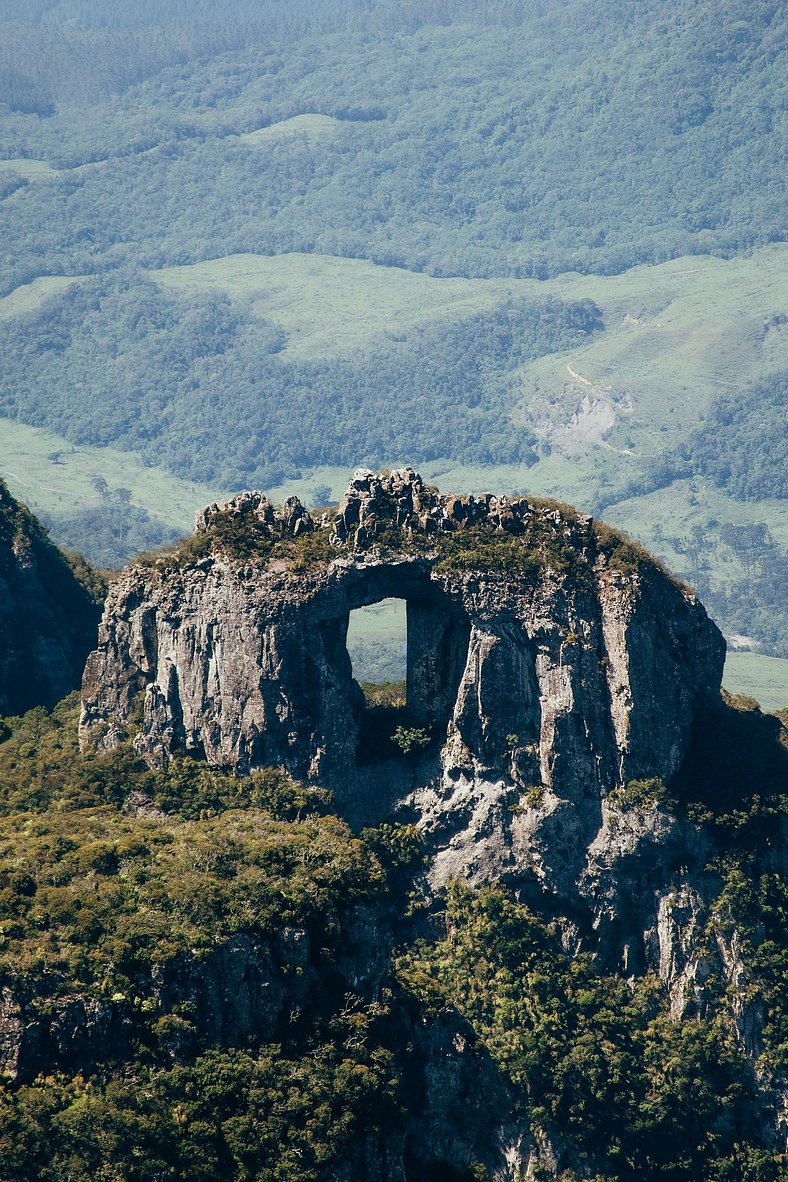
[346,597,407,688]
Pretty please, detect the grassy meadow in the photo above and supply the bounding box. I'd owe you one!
[0,418,226,537]
[723,652,788,713]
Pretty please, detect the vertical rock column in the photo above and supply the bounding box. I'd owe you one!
[406,601,470,727]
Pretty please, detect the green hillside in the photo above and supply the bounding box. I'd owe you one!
[1,1,784,283]
[0,681,785,1181]
[0,0,784,649]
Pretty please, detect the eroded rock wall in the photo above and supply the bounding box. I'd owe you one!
[80,469,726,971]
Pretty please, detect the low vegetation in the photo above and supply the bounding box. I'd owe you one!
[153,509,337,570]
[607,777,668,811]
[433,506,591,582]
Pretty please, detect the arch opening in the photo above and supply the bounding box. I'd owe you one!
[340,591,470,768]
[347,596,407,705]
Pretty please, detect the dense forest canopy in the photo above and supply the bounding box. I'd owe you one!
[679,371,788,502]
[0,692,785,1181]
[0,0,783,283]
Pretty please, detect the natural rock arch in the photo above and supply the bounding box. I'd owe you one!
[81,467,724,804]
[80,468,727,965]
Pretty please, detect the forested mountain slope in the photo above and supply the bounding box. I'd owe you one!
[1,0,783,282]
[0,476,786,1181]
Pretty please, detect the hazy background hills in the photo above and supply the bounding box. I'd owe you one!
[0,0,785,698]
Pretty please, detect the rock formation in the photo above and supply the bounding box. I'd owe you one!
[0,479,103,715]
[81,468,727,972]
[3,466,782,1179]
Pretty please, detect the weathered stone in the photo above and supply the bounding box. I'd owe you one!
[82,471,723,798]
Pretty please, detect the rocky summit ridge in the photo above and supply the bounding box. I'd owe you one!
[81,467,725,793]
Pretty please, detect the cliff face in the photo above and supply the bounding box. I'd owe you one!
[81,468,723,787]
[0,480,103,715]
[0,908,388,1085]
[80,469,726,974]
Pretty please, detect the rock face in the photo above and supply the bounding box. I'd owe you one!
[0,480,103,715]
[81,468,725,971]
[82,468,724,785]
[0,907,388,1084]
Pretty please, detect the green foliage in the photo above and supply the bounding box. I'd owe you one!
[522,783,545,809]
[0,1031,400,1182]
[607,778,668,811]
[0,685,404,1180]
[1,2,782,283]
[679,371,788,501]
[0,800,383,992]
[0,685,786,1178]
[0,688,410,1181]
[1,0,783,498]
[391,725,430,756]
[0,696,389,1020]
[166,512,337,571]
[0,280,595,485]
[705,861,788,1079]
[397,882,780,1182]
[47,499,179,572]
[668,697,788,1080]
[702,523,788,659]
[358,823,426,879]
[0,696,330,822]
[360,681,406,709]
[433,509,588,581]
[593,521,667,578]
[433,526,542,578]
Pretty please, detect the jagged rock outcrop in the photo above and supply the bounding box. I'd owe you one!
[82,467,723,787]
[80,468,725,973]
[0,479,103,715]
